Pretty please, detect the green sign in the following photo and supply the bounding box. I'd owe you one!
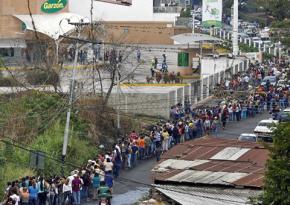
[178,52,189,67]
[41,0,67,13]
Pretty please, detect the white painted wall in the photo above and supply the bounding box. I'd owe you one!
[69,0,178,22]
[201,57,244,78]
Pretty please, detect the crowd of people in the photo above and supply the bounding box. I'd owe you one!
[170,58,289,134]
[3,58,289,205]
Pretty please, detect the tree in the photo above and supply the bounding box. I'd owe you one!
[263,122,290,205]
[257,0,290,21]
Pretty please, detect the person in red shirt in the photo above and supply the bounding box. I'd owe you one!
[129,130,138,142]
[72,175,83,205]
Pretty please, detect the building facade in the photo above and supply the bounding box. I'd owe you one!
[69,0,180,22]
[0,0,69,63]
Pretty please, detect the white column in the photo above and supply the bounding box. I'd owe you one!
[263,44,266,52]
[223,30,226,39]
[274,47,278,56]
[200,79,204,101]
[258,42,262,51]
[219,29,222,38]
[125,95,128,113]
[227,32,230,40]
[187,84,192,104]
[253,42,257,48]
[248,39,251,47]
[232,0,239,56]
[244,38,247,44]
[206,77,210,98]
[194,82,198,104]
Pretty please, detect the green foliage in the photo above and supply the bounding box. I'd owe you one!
[263,52,275,60]
[263,122,290,205]
[239,43,259,52]
[0,143,34,200]
[0,91,65,140]
[26,68,59,86]
[0,76,22,87]
[180,8,192,18]
[271,19,290,28]
[30,120,97,175]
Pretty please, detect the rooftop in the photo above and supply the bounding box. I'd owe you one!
[152,137,269,188]
[171,33,223,45]
[154,184,262,205]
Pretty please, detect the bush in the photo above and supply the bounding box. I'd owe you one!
[30,119,97,175]
[26,69,59,86]
[239,43,259,52]
[0,77,22,87]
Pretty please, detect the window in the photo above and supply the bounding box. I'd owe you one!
[123,28,129,33]
[0,48,14,57]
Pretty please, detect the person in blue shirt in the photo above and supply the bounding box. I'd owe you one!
[131,142,138,167]
[28,180,38,205]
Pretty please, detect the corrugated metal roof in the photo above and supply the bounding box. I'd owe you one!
[152,137,269,188]
[153,159,209,172]
[167,170,248,185]
[154,185,262,205]
[210,147,251,161]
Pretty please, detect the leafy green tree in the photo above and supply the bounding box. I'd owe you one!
[257,0,290,20]
[263,122,290,205]
[180,8,192,18]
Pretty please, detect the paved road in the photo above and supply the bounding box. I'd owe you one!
[86,159,156,205]
[217,111,271,139]
[86,111,272,205]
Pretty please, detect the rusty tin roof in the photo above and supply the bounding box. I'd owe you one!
[152,137,269,188]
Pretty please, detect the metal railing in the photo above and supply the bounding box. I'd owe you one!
[153,6,182,13]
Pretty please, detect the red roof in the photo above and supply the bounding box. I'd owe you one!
[152,137,269,188]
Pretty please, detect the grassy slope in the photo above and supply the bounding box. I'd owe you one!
[0,92,97,199]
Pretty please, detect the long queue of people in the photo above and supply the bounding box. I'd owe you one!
[3,58,289,205]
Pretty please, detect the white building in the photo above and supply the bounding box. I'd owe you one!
[69,0,180,22]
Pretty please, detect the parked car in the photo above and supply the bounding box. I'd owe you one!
[283,107,290,113]
[238,133,257,142]
[277,79,288,88]
[254,119,279,142]
[279,111,290,122]
[261,76,277,87]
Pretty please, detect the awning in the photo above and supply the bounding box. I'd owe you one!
[14,13,87,40]
[171,33,223,45]
[0,39,26,48]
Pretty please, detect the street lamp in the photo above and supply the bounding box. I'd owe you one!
[61,16,89,174]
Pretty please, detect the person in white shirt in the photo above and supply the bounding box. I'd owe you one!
[62,177,72,205]
[103,158,113,174]
[9,189,20,205]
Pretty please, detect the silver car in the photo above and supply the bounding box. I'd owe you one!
[238,133,257,142]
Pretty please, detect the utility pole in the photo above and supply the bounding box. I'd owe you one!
[192,11,195,34]
[116,63,121,131]
[232,0,239,56]
[61,19,87,174]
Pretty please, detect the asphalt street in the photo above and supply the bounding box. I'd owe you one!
[85,111,272,205]
[217,111,271,139]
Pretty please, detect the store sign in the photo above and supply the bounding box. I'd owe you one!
[202,0,222,28]
[41,0,67,13]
